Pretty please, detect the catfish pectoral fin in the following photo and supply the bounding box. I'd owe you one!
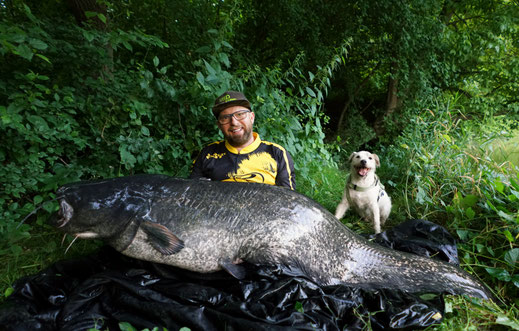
[141,221,184,255]
[219,258,246,280]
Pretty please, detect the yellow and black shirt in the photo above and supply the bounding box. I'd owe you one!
[189,133,296,190]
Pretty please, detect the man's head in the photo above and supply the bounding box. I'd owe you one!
[213,91,255,149]
[212,91,251,118]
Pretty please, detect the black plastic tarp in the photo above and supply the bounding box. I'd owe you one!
[0,219,454,330]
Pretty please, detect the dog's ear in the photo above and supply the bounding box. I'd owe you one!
[348,152,356,163]
[372,154,380,167]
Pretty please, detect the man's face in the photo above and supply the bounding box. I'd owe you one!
[217,105,255,148]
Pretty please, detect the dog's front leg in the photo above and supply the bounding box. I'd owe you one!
[371,202,381,233]
[335,193,350,219]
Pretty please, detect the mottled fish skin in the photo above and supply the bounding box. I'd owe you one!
[50,174,492,299]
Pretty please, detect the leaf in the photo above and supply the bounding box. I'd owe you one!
[294,301,304,313]
[203,60,216,75]
[16,44,33,61]
[222,41,233,49]
[456,229,470,241]
[84,11,97,18]
[34,195,43,205]
[512,275,519,289]
[119,148,136,169]
[511,178,519,191]
[498,210,515,222]
[97,13,107,24]
[305,87,316,98]
[486,199,498,212]
[153,56,159,67]
[495,315,519,330]
[485,267,511,282]
[465,207,475,219]
[122,41,133,51]
[196,72,205,85]
[82,30,95,42]
[29,38,48,50]
[4,287,14,298]
[23,3,37,22]
[35,54,51,64]
[503,230,515,243]
[118,322,138,331]
[504,248,519,267]
[219,52,230,67]
[461,194,478,208]
[494,180,505,194]
[416,186,428,204]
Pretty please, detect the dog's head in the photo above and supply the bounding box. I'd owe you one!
[348,151,380,177]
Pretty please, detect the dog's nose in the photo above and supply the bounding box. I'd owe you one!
[360,160,367,166]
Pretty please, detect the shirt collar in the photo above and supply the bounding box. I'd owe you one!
[225,132,261,154]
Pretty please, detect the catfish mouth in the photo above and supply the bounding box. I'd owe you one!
[55,200,100,238]
[56,199,74,228]
[355,166,371,177]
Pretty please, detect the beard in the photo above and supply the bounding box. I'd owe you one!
[224,125,253,147]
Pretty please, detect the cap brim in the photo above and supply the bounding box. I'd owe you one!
[212,100,251,117]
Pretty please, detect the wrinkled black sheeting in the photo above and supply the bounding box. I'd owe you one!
[368,219,460,266]
[1,219,448,331]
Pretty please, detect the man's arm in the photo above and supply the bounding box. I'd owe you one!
[189,150,206,179]
[275,148,296,190]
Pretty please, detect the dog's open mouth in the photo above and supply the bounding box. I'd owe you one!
[355,166,371,177]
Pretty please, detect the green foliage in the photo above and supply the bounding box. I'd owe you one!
[378,95,519,306]
[0,1,342,265]
[117,322,171,331]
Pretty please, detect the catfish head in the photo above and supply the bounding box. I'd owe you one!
[49,177,156,250]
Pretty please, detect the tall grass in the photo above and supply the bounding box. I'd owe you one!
[379,99,519,329]
[299,95,519,329]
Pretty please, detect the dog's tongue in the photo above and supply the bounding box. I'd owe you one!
[358,167,370,176]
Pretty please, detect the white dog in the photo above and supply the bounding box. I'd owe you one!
[335,151,391,233]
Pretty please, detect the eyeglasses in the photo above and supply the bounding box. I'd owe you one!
[217,110,251,125]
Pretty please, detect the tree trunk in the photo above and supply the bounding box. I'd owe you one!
[67,0,107,29]
[67,0,113,76]
[336,64,379,132]
[374,61,399,136]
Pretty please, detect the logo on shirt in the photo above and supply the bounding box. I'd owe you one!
[226,152,277,185]
[206,152,225,159]
[231,172,265,182]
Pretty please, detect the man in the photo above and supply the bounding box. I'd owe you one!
[189,91,296,190]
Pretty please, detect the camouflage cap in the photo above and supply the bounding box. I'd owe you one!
[212,91,251,117]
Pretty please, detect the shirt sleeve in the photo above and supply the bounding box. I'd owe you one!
[275,148,296,190]
[189,149,207,180]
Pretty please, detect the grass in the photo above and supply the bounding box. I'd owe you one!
[487,129,519,167]
[299,110,519,330]
[0,227,101,298]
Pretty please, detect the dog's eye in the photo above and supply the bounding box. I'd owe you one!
[369,157,372,160]
[356,155,360,158]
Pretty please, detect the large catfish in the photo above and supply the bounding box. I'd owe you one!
[50,174,492,299]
